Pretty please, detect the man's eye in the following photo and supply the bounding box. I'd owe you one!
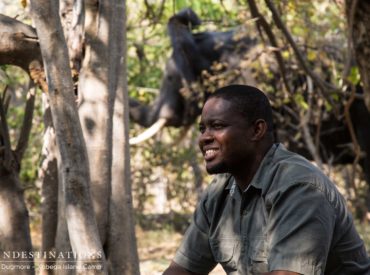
[213,123,224,129]
[199,125,205,133]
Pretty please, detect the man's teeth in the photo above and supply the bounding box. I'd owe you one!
[205,149,217,157]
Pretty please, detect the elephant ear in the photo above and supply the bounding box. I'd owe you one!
[167,8,210,83]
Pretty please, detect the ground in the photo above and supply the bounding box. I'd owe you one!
[136,227,225,275]
[136,221,370,275]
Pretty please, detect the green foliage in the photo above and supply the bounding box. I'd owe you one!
[348,66,361,85]
[294,93,309,110]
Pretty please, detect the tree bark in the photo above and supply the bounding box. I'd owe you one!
[347,0,370,111]
[107,1,140,274]
[38,95,59,275]
[78,0,111,246]
[0,14,41,72]
[346,0,370,214]
[29,0,106,273]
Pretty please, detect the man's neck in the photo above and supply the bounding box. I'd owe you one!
[233,142,273,191]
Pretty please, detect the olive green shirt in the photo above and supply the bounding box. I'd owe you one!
[174,144,370,274]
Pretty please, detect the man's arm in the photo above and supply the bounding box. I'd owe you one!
[264,271,300,275]
[163,261,205,275]
[162,261,300,275]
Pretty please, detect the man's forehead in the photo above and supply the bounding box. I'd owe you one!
[203,97,233,112]
[201,97,243,122]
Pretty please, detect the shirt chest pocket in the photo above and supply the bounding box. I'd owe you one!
[210,238,239,273]
[248,237,268,274]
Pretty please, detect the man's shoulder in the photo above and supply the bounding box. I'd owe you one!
[266,146,346,211]
[271,145,330,186]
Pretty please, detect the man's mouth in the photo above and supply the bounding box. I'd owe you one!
[204,149,219,161]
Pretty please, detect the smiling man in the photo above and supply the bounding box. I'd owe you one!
[163,85,370,275]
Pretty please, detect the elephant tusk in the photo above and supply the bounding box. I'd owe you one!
[129,118,167,145]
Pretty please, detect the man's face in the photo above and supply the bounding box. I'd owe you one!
[198,97,255,175]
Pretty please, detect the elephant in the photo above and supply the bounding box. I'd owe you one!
[129,8,370,214]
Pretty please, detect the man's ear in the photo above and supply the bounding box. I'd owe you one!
[251,119,267,141]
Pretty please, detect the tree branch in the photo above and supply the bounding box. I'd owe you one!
[342,0,358,81]
[15,81,36,162]
[344,85,362,192]
[247,0,292,94]
[0,86,13,171]
[0,14,42,71]
[300,76,323,168]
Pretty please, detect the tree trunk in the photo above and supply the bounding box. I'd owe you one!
[0,169,34,275]
[78,0,111,246]
[346,0,370,215]
[38,94,59,275]
[348,0,370,111]
[107,1,140,274]
[29,0,106,273]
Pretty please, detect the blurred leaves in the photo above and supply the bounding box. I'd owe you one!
[348,67,361,85]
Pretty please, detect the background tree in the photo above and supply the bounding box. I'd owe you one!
[29,0,106,272]
[0,0,139,274]
[347,0,370,112]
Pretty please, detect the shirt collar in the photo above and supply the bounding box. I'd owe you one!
[223,143,283,198]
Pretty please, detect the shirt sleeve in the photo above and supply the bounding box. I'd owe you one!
[266,181,336,274]
[173,189,217,274]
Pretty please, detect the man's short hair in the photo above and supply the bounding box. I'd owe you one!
[208,84,274,132]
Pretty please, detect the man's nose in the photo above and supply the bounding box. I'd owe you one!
[199,129,214,145]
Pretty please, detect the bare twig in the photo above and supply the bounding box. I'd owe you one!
[144,0,166,26]
[282,105,300,121]
[300,76,323,168]
[314,104,322,158]
[2,84,11,115]
[344,85,362,193]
